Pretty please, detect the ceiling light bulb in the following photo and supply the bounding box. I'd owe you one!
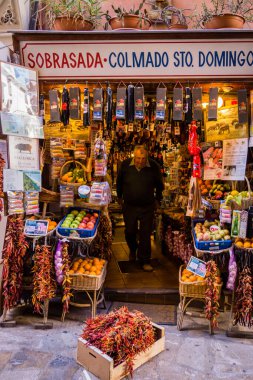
[218,96,224,108]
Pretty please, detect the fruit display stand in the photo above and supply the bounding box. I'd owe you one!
[62,258,107,321]
[177,265,222,334]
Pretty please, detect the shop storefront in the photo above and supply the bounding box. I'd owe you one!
[0,29,253,334]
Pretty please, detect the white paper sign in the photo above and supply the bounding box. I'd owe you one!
[222,138,248,180]
[3,169,23,191]
[8,135,40,171]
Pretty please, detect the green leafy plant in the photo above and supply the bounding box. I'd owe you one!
[190,0,253,29]
[104,0,149,29]
[34,0,105,29]
[147,1,188,26]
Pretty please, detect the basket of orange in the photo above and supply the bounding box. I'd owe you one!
[234,237,253,250]
[179,265,222,299]
[68,257,107,290]
[60,160,87,191]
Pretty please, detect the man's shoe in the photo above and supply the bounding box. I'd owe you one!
[142,264,154,272]
[129,251,136,261]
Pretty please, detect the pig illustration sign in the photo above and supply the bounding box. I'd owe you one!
[20,39,253,79]
[8,136,40,171]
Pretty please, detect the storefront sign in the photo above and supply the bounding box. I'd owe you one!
[20,40,253,79]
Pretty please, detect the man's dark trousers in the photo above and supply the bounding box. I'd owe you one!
[122,203,155,264]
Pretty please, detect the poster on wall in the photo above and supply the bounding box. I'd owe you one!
[202,142,223,180]
[222,138,248,181]
[3,169,41,191]
[0,112,43,138]
[8,136,40,171]
[3,169,23,191]
[205,105,248,142]
[0,139,8,167]
[0,61,38,116]
[23,170,41,191]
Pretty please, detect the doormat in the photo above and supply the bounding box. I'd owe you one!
[117,259,160,273]
[108,302,177,325]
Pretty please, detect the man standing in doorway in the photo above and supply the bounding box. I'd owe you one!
[116,145,164,272]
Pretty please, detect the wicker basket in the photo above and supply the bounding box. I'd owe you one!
[208,199,222,210]
[229,176,253,210]
[179,265,222,299]
[69,261,107,291]
[60,160,87,190]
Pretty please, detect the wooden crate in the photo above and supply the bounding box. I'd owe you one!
[76,322,165,380]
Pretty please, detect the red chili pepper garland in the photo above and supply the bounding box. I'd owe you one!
[2,215,28,311]
[0,152,5,197]
[32,245,56,314]
[233,267,253,328]
[92,214,113,260]
[61,242,72,316]
[205,260,220,329]
[82,306,155,376]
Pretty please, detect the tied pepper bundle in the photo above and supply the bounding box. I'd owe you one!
[92,214,112,261]
[233,267,253,328]
[82,306,155,376]
[0,152,5,196]
[2,215,28,311]
[204,260,220,329]
[61,242,72,316]
[32,245,56,314]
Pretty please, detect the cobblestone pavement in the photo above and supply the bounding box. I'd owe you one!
[0,304,253,380]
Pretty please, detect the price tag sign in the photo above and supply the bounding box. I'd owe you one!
[24,219,49,236]
[209,225,220,233]
[186,256,206,278]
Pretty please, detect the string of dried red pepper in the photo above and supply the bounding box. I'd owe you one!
[233,266,253,328]
[81,306,155,376]
[32,245,56,314]
[92,214,112,260]
[61,242,72,316]
[204,260,220,329]
[2,215,28,311]
[0,153,5,197]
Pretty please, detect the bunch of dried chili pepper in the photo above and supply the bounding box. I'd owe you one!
[204,260,220,329]
[82,306,155,376]
[32,245,56,314]
[61,242,72,316]
[0,152,5,197]
[233,266,253,328]
[92,214,112,260]
[2,215,28,311]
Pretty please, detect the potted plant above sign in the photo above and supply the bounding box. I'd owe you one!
[34,0,105,31]
[105,0,151,30]
[190,0,253,29]
[147,1,188,30]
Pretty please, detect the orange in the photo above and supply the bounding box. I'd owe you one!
[189,275,197,282]
[244,242,251,249]
[89,271,96,276]
[69,269,74,274]
[90,266,96,272]
[85,264,91,271]
[95,269,101,275]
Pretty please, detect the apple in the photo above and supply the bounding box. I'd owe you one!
[78,223,86,229]
[93,213,99,218]
[83,217,90,222]
[87,221,95,230]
